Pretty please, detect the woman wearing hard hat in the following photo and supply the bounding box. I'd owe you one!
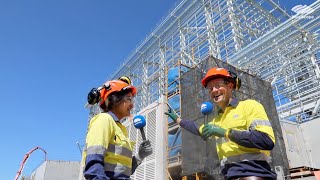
[82,77,152,180]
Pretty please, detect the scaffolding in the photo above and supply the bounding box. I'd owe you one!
[88,0,320,178]
[228,1,320,123]
[107,0,290,113]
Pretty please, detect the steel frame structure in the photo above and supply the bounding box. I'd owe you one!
[107,0,289,113]
[229,1,320,123]
[88,0,320,177]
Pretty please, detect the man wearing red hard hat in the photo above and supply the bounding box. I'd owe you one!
[166,67,276,180]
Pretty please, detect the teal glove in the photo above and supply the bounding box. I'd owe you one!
[164,108,178,122]
[201,124,226,140]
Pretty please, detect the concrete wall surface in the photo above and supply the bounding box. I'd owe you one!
[301,119,320,169]
[29,160,80,180]
[281,118,320,169]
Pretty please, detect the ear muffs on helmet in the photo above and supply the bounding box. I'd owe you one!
[118,76,132,85]
[87,88,100,105]
[228,71,241,90]
[87,82,111,105]
[87,78,136,106]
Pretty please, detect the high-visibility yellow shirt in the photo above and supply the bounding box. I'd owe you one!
[199,99,275,166]
[82,112,135,179]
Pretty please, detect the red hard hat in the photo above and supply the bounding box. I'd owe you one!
[100,80,137,105]
[201,67,232,87]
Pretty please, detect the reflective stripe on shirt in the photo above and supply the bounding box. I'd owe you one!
[87,145,107,156]
[83,113,133,179]
[216,137,229,145]
[105,162,132,177]
[107,143,132,158]
[221,152,270,166]
[249,119,272,130]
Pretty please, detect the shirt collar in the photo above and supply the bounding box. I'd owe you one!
[217,98,239,113]
[229,98,239,107]
[107,111,120,122]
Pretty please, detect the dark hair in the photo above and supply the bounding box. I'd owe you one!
[100,89,132,111]
[223,79,232,84]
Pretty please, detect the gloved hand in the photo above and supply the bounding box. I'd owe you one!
[137,140,153,160]
[164,108,178,122]
[201,124,226,140]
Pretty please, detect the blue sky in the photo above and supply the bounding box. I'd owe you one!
[0,0,316,179]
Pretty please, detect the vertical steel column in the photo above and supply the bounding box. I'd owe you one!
[204,2,221,59]
[180,27,188,65]
[310,52,320,80]
[227,0,243,51]
[180,28,197,66]
[160,45,167,96]
[142,58,149,108]
[310,53,320,117]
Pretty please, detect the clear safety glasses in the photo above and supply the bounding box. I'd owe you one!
[123,96,134,103]
[206,81,228,93]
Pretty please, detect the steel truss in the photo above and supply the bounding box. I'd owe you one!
[88,0,320,177]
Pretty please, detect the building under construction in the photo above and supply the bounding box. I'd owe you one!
[83,0,320,179]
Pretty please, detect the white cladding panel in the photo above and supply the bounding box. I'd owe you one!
[300,119,320,169]
[125,96,167,180]
[281,119,320,169]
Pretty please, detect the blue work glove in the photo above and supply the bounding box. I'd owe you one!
[164,108,178,122]
[201,124,226,140]
[137,140,153,160]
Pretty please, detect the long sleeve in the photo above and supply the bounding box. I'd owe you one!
[179,120,201,136]
[84,154,110,180]
[229,129,274,150]
[229,100,275,150]
[84,115,113,180]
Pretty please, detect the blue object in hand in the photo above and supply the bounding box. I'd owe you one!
[133,115,147,140]
[201,102,213,115]
[133,115,146,129]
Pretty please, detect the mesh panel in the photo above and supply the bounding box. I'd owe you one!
[133,166,144,180]
[127,101,166,180]
[146,109,157,160]
[180,56,289,178]
[145,161,156,179]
